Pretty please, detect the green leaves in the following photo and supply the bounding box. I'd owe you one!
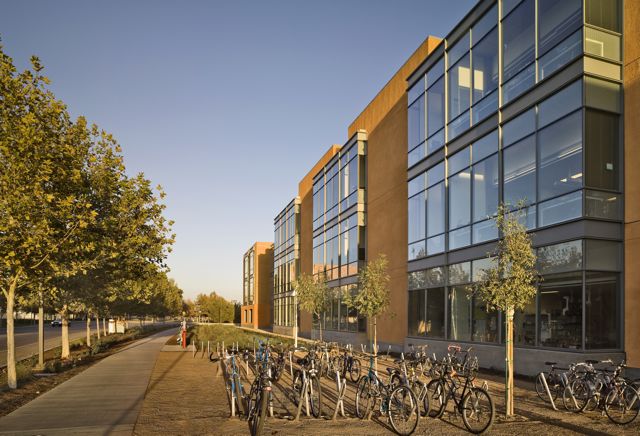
[295,273,330,317]
[344,253,391,319]
[474,203,539,312]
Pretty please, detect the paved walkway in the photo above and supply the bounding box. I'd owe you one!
[0,329,175,435]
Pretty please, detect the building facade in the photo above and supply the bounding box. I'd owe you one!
[405,0,635,374]
[273,198,300,336]
[274,0,637,375]
[241,242,274,329]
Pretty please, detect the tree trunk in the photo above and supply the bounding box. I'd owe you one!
[61,305,70,359]
[505,307,514,416]
[6,275,19,389]
[318,313,323,342]
[38,293,44,369]
[95,315,100,340]
[103,317,107,336]
[373,317,378,374]
[86,314,91,347]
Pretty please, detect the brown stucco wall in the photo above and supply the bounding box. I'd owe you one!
[346,36,440,348]
[297,146,341,336]
[624,0,640,368]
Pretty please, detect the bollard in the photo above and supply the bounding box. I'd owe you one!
[201,341,204,358]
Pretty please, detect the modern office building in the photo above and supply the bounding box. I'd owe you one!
[272,198,300,336]
[277,0,638,375]
[241,242,274,329]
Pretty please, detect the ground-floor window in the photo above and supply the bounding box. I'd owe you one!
[314,284,366,333]
[408,238,621,351]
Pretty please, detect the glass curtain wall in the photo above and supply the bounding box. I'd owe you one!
[273,201,299,327]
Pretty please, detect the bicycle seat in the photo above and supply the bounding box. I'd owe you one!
[585,359,599,364]
[544,361,557,366]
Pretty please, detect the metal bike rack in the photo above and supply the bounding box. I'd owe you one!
[538,372,559,411]
[332,370,347,420]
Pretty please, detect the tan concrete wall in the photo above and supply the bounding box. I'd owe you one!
[297,146,341,336]
[624,0,640,368]
[241,242,273,329]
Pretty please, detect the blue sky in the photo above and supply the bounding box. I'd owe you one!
[1,0,475,302]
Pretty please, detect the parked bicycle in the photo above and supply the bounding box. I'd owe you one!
[291,346,323,418]
[332,344,361,383]
[246,340,273,436]
[426,350,494,434]
[355,353,421,435]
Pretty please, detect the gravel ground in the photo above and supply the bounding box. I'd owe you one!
[134,347,640,435]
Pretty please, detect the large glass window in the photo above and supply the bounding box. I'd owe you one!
[427,76,445,154]
[538,80,582,129]
[472,27,498,118]
[503,135,536,206]
[538,111,583,201]
[426,288,446,338]
[538,0,581,56]
[585,272,619,349]
[473,154,498,222]
[449,286,472,341]
[448,54,471,123]
[502,0,534,82]
[449,169,471,230]
[585,110,619,191]
[538,240,583,274]
[408,290,426,336]
[539,272,582,349]
[408,94,425,151]
[585,0,621,33]
[408,191,425,244]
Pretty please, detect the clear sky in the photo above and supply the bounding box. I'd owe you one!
[0,0,475,302]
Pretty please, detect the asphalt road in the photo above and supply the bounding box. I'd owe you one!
[0,323,87,367]
[0,320,153,368]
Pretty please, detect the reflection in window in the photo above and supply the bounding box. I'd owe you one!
[538,111,583,201]
[472,27,498,105]
[585,190,621,220]
[449,286,472,341]
[426,288,446,338]
[408,290,425,336]
[538,240,583,274]
[585,272,619,349]
[503,108,535,146]
[585,26,621,61]
[408,95,425,149]
[502,0,534,81]
[538,191,582,226]
[427,182,445,237]
[503,64,535,104]
[538,0,581,56]
[539,272,582,349]
[449,170,471,229]
[408,191,425,243]
[472,296,498,343]
[473,154,498,222]
[539,29,582,80]
[504,135,536,206]
[538,80,582,129]
[585,0,621,33]
[448,54,471,122]
[427,76,445,151]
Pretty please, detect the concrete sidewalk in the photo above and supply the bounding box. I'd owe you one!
[0,329,174,435]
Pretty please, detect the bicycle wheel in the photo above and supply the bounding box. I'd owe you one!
[349,358,361,383]
[426,379,446,418]
[388,385,419,435]
[461,387,494,434]
[234,374,246,416]
[604,384,640,425]
[563,379,589,412]
[309,376,323,418]
[250,388,268,436]
[292,370,303,406]
[535,373,555,402]
[356,376,373,419]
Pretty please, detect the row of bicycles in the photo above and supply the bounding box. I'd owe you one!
[213,340,495,435]
[535,358,640,425]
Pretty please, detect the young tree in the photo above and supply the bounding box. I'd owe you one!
[475,203,538,416]
[344,254,391,369]
[295,273,330,342]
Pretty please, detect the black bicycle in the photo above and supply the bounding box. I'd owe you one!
[247,340,273,436]
[427,356,494,434]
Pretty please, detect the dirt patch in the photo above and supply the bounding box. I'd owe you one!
[134,342,640,435]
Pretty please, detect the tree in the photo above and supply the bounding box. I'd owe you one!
[474,203,538,416]
[196,292,234,323]
[344,254,391,369]
[295,273,330,342]
[0,47,97,388]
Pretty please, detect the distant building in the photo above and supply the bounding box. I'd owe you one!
[273,198,300,336]
[241,242,274,329]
